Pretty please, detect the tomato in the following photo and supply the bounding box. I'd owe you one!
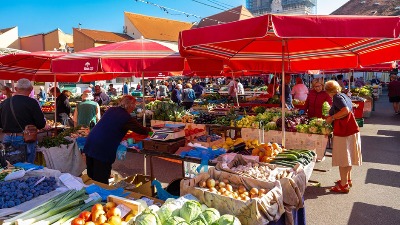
[71,217,86,225]
[78,211,91,222]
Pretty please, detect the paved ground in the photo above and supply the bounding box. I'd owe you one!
[112,90,400,225]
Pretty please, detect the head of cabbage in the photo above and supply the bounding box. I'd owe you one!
[164,216,189,225]
[180,200,203,223]
[211,214,241,225]
[135,208,161,225]
[202,208,220,224]
[156,201,181,223]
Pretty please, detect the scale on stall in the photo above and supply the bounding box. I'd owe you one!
[150,124,186,141]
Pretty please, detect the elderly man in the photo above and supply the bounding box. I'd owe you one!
[93,85,110,106]
[0,78,46,163]
[83,96,151,184]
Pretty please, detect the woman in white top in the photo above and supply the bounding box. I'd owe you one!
[291,77,309,101]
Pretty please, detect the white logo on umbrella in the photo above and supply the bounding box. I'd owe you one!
[84,62,94,71]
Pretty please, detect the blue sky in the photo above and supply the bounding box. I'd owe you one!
[0,0,349,37]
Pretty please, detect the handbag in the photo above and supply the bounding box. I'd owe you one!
[333,112,359,137]
[10,98,38,143]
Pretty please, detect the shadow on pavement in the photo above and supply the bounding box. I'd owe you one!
[376,130,400,137]
[304,185,351,200]
[365,168,400,188]
[348,202,400,225]
[360,135,400,166]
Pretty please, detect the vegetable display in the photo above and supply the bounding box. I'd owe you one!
[0,176,57,209]
[4,188,101,225]
[135,198,240,225]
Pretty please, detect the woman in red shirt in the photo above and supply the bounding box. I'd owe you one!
[304,79,332,118]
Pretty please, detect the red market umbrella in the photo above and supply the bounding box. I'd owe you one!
[179,14,400,146]
[179,14,400,72]
[0,51,72,81]
[52,38,222,76]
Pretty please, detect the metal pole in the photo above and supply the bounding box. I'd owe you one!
[281,39,286,147]
[142,71,146,127]
[54,73,57,128]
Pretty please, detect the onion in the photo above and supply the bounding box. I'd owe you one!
[226,184,233,192]
[238,185,246,194]
[209,187,217,193]
[243,191,249,197]
[218,181,226,188]
[199,180,207,188]
[220,187,227,194]
[250,188,259,196]
[206,178,216,188]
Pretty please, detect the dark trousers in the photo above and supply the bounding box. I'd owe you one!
[182,102,194,110]
[86,155,112,185]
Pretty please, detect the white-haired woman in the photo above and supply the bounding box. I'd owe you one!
[325,80,362,193]
[83,95,151,184]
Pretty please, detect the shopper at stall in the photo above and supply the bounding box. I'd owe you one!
[123,82,129,95]
[0,78,46,163]
[370,75,381,85]
[93,85,110,106]
[325,80,362,193]
[49,87,61,99]
[192,80,204,99]
[56,90,72,125]
[107,84,117,96]
[73,90,100,127]
[37,86,47,106]
[337,75,346,91]
[136,82,141,91]
[171,84,182,105]
[1,86,14,99]
[267,76,279,97]
[304,79,332,118]
[83,95,151,184]
[279,75,294,110]
[158,81,168,97]
[181,83,196,110]
[388,74,400,114]
[236,78,244,95]
[291,77,309,101]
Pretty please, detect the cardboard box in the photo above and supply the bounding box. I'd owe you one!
[81,174,164,205]
[123,174,153,197]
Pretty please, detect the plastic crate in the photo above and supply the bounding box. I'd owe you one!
[352,100,365,119]
[356,118,364,127]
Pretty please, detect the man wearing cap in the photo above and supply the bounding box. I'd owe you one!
[0,78,46,163]
[73,90,100,127]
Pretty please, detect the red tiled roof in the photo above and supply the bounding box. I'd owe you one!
[125,12,193,42]
[196,5,253,28]
[331,0,400,16]
[0,27,15,35]
[74,28,133,42]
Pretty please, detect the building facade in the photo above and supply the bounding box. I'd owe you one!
[246,0,317,15]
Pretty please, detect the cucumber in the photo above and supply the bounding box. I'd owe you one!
[275,154,298,161]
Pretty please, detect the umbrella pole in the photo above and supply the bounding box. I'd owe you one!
[142,71,146,127]
[281,39,286,147]
[54,74,57,129]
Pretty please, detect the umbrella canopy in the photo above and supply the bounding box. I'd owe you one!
[52,38,223,78]
[0,51,76,81]
[179,14,400,72]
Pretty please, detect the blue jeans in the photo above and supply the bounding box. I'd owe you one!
[3,135,37,163]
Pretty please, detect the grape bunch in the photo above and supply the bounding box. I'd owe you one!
[0,176,57,209]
